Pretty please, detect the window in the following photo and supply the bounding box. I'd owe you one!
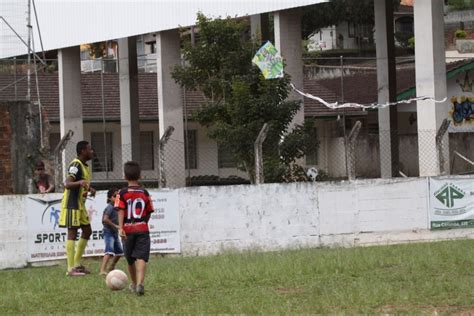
[136,38,145,56]
[49,133,60,153]
[218,145,236,168]
[306,128,319,166]
[185,130,197,169]
[361,24,372,38]
[140,131,154,170]
[348,23,355,38]
[80,49,91,60]
[91,132,113,172]
[146,41,156,54]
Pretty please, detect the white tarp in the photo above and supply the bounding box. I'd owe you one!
[429,177,474,230]
[26,189,180,262]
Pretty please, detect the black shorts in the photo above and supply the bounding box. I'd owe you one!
[123,233,151,265]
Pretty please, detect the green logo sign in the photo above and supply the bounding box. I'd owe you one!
[435,183,465,208]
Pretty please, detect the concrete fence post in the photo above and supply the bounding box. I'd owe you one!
[254,123,269,185]
[347,121,361,181]
[157,126,174,188]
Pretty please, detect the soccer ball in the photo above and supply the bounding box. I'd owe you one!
[105,269,128,291]
[306,167,319,182]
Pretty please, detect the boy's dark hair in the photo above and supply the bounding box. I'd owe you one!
[76,141,89,155]
[124,161,141,181]
[106,187,118,203]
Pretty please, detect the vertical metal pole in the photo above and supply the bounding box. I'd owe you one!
[26,0,32,100]
[100,61,109,179]
[385,0,399,177]
[31,32,44,148]
[32,0,45,61]
[13,57,17,100]
[182,58,190,185]
[340,55,344,103]
[341,55,348,178]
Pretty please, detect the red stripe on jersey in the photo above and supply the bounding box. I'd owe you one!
[116,186,154,233]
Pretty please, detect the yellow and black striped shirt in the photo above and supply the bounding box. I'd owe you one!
[60,158,90,210]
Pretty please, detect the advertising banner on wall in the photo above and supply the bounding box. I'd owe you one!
[26,190,180,262]
[429,177,474,230]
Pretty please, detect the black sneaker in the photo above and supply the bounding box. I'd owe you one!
[76,264,91,274]
[136,284,145,296]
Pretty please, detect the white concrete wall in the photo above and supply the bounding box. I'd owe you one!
[5,177,474,269]
[0,195,28,269]
[308,26,336,51]
[337,22,358,50]
[178,178,437,255]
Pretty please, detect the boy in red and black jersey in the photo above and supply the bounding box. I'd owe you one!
[115,161,154,296]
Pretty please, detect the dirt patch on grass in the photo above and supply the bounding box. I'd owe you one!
[275,287,305,294]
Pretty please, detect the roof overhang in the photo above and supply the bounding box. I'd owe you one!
[1,0,327,59]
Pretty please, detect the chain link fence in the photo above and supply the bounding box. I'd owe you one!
[1,55,474,191]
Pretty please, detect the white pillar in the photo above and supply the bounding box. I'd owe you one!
[375,0,398,178]
[118,36,140,165]
[58,46,83,172]
[156,29,186,188]
[414,0,448,176]
[274,8,304,130]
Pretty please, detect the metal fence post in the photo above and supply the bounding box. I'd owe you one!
[436,119,450,175]
[254,123,269,184]
[347,121,361,180]
[53,129,74,191]
[451,150,474,174]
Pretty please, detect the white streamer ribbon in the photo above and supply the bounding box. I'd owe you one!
[290,83,447,109]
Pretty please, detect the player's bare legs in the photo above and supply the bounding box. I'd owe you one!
[73,224,92,273]
[66,228,83,275]
[99,254,112,275]
[67,227,78,240]
[80,224,92,240]
[135,259,146,295]
[136,259,146,284]
[128,263,137,291]
[109,255,120,271]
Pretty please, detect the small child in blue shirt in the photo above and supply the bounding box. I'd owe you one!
[99,188,124,275]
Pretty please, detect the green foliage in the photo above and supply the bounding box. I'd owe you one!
[455,29,468,39]
[301,0,400,39]
[86,42,106,59]
[394,31,414,49]
[448,0,474,11]
[408,36,415,48]
[173,13,318,183]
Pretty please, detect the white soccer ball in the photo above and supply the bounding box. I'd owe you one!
[307,167,319,182]
[105,269,128,291]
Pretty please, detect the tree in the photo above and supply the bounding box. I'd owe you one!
[83,42,106,58]
[302,0,400,39]
[172,13,317,183]
[447,0,474,11]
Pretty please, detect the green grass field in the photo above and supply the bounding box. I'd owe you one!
[1,239,474,314]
